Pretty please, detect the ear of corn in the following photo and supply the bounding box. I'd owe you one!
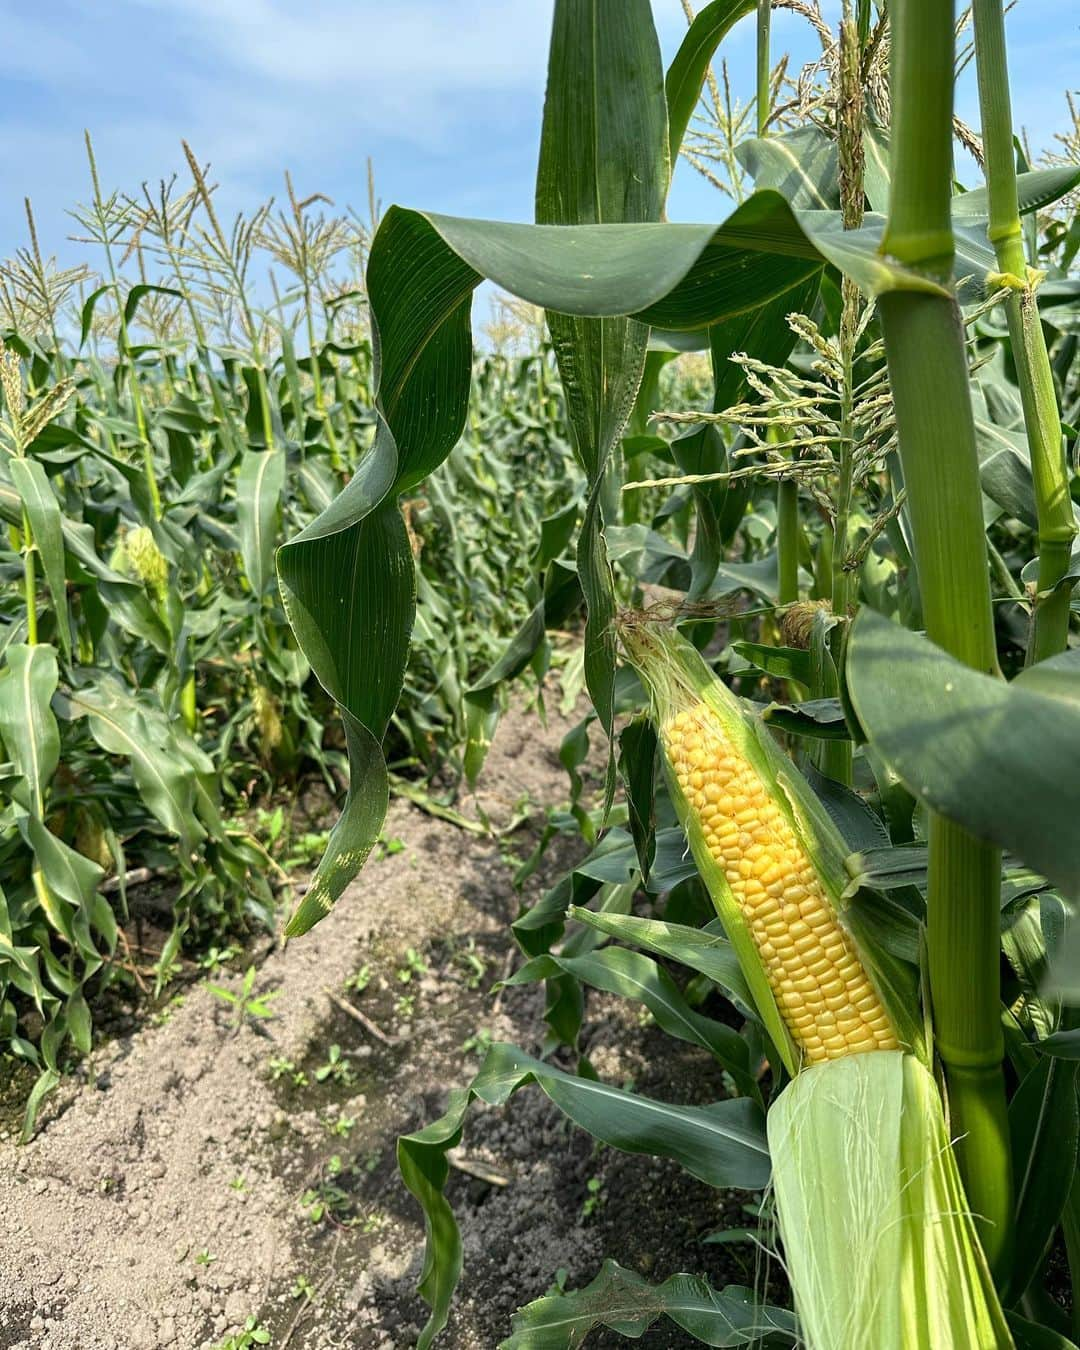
[621,621,923,1074]
[621,620,1013,1349]
[768,1052,1014,1350]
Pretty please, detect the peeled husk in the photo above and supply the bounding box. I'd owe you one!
[768,1051,1014,1350]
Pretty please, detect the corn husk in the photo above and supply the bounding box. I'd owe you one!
[620,620,1013,1350]
[768,1051,1013,1349]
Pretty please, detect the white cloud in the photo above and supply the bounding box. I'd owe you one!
[129,0,557,95]
[0,0,1074,267]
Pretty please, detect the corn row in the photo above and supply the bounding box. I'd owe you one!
[664,704,897,1063]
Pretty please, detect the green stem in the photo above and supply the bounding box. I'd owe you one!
[812,525,833,601]
[84,133,162,521]
[824,3,863,789]
[880,286,1013,1276]
[879,0,1012,1278]
[776,478,799,604]
[758,0,799,611]
[305,290,342,470]
[830,316,857,624]
[755,0,771,137]
[971,0,1076,663]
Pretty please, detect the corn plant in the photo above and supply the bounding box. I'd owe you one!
[273,0,1080,1345]
[0,141,576,1135]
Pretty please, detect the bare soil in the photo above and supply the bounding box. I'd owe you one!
[0,704,768,1350]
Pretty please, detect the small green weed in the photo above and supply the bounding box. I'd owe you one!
[283,829,331,870]
[207,967,278,1029]
[199,945,240,973]
[213,1316,270,1349]
[314,1043,355,1085]
[460,1028,494,1058]
[453,938,488,990]
[343,964,371,995]
[395,948,428,984]
[290,1274,315,1300]
[581,1175,604,1220]
[268,1056,309,1088]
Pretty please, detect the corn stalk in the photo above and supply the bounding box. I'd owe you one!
[971,0,1077,664]
[877,0,1013,1274]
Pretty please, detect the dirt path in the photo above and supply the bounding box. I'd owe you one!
[0,705,761,1350]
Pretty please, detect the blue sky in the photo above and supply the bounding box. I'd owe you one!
[0,1,1075,274]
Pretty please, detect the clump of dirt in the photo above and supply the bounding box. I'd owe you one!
[0,702,769,1349]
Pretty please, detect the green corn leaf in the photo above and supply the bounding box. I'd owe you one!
[1012,647,1080,707]
[78,284,111,348]
[20,1067,61,1144]
[284,714,388,937]
[503,1259,795,1348]
[711,552,787,602]
[533,501,578,568]
[417,195,1011,323]
[737,126,842,209]
[0,643,60,814]
[665,0,755,163]
[761,698,850,740]
[277,329,306,434]
[399,1040,770,1350]
[59,678,206,855]
[1008,1056,1080,1302]
[276,204,474,936]
[847,609,1080,900]
[511,851,611,958]
[536,0,668,787]
[236,447,286,598]
[568,907,756,1015]
[9,458,71,660]
[1038,1030,1080,1059]
[564,825,701,895]
[731,641,813,687]
[122,282,184,329]
[618,715,658,883]
[954,165,1080,222]
[1005,1314,1080,1350]
[508,946,759,1101]
[20,813,104,914]
[66,989,92,1056]
[422,206,825,323]
[800,761,891,854]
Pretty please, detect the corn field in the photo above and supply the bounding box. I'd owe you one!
[2,1,1080,1347]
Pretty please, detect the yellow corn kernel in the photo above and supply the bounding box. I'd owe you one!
[665,702,898,1064]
